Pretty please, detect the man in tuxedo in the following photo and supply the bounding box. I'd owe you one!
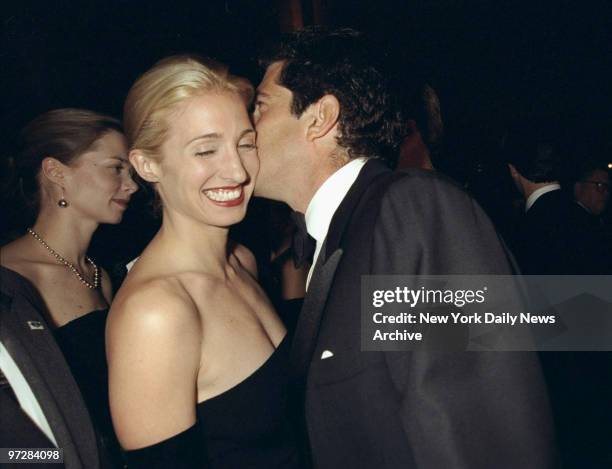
[506,136,572,274]
[0,267,105,468]
[506,135,608,275]
[574,165,610,217]
[253,28,555,468]
[506,136,612,467]
[572,164,611,274]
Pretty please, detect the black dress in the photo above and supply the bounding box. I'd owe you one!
[126,335,305,469]
[54,309,124,467]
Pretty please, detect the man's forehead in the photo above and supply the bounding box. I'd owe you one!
[258,61,284,92]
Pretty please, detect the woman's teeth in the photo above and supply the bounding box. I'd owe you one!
[203,188,242,202]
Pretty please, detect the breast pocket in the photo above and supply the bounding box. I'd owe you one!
[309,344,366,385]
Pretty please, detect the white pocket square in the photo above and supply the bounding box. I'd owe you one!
[321,350,334,360]
[27,321,45,330]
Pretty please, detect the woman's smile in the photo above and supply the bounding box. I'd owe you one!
[202,185,245,206]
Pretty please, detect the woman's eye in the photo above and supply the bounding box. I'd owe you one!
[112,165,123,174]
[238,143,257,151]
[195,150,216,157]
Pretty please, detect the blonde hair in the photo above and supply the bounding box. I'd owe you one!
[123,55,253,157]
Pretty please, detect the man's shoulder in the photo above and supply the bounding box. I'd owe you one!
[0,266,47,317]
[377,168,474,209]
[531,188,569,208]
[527,190,577,222]
[386,168,466,193]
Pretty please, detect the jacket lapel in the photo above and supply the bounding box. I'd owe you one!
[290,247,343,379]
[290,159,391,378]
[0,267,100,469]
[322,159,390,259]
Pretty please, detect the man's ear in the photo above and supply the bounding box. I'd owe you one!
[129,150,161,183]
[306,94,340,141]
[41,157,68,185]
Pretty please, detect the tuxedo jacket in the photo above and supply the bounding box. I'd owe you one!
[513,192,612,466]
[0,267,103,469]
[291,160,556,469]
[512,189,610,275]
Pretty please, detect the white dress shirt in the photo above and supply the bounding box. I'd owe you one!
[0,341,58,446]
[304,157,369,289]
[525,183,561,212]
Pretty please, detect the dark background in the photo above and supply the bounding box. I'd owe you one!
[2,0,611,261]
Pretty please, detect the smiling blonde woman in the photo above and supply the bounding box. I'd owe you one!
[107,56,304,469]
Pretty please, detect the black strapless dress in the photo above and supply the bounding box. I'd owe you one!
[54,309,124,467]
[125,335,305,469]
[197,335,302,468]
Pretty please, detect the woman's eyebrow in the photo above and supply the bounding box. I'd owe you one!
[186,132,222,145]
[108,155,129,163]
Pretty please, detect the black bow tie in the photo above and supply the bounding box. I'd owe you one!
[290,211,316,269]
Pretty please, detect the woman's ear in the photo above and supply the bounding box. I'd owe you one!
[305,94,340,142]
[41,157,68,185]
[129,150,161,183]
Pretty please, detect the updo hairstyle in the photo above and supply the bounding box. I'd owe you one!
[123,55,254,160]
[17,108,122,214]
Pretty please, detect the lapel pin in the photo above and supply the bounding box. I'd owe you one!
[321,350,334,360]
[27,321,45,330]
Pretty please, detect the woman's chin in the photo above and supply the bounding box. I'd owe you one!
[101,213,126,225]
[206,209,248,228]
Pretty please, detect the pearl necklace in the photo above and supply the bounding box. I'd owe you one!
[27,228,100,289]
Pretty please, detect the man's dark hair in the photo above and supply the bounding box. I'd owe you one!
[402,83,444,158]
[573,159,610,184]
[260,27,406,165]
[502,126,562,182]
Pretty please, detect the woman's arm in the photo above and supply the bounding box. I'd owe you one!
[106,280,202,451]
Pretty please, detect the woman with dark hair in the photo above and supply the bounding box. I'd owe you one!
[1,108,138,466]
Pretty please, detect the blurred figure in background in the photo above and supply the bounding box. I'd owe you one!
[505,128,612,467]
[571,161,611,274]
[573,163,610,217]
[1,108,138,467]
[231,199,309,335]
[504,127,610,274]
[396,83,444,170]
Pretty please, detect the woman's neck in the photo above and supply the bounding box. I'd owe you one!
[30,208,98,266]
[154,211,232,278]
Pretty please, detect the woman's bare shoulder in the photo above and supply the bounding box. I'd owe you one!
[106,277,202,450]
[108,276,201,339]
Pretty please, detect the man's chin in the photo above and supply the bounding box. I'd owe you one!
[253,179,287,203]
[253,182,268,198]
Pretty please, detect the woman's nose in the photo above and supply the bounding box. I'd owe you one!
[123,173,139,194]
[221,149,248,184]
